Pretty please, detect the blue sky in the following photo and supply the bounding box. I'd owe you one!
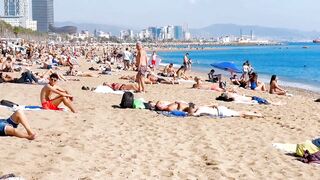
[54,0,320,31]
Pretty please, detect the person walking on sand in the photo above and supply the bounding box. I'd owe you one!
[123,48,132,71]
[0,110,36,140]
[40,73,76,113]
[150,51,157,71]
[135,42,148,93]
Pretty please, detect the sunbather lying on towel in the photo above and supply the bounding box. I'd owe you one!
[151,101,262,118]
[120,74,179,85]
[65,66,99,77]
[103,82,139,91]
[216,92,285,105]
[186,103,263,118]
[0,110,36,140]
[192,77,226,92]
[0,70,38,84]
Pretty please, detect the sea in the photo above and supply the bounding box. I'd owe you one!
[157,42,320,92]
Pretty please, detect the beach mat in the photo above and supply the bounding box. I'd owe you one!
[0,105,67,112]
[93,85,133,95]
[272,143,297,154]
[157,111,187,118]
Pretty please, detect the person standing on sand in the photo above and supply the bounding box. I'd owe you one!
[150,51,157,71]
[135,42,148,93]
[123,48,132,71]
[40,73,76,113]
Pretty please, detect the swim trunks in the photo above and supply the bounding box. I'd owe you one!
[151,60,156,66]
[0,117,18,136]
[42,100,60,110]
[137,66,147,77]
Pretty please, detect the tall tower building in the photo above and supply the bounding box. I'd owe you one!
[0,0,37,31]
[32,0,54,32]
[4,0,23,17]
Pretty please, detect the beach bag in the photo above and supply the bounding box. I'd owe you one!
[296,140,320,157]
[0,100,19,108]
[133,99,145,109]
[120,92,134,109]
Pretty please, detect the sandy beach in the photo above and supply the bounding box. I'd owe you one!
[1,55,320,180]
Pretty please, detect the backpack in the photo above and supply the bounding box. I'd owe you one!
[120,92,134,108]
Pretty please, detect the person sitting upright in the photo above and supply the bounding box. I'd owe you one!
[269,75,287,95]
[1,56,14,72]
[248,72,266,91]
[208,69,222,83]
[40,73,76,113]
[161,63,176,77]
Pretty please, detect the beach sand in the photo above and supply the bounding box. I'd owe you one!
[1,57,320,179]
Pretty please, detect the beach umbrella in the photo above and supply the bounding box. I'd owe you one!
[211,61,242,73]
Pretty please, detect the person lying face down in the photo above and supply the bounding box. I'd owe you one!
[215,92,285,106]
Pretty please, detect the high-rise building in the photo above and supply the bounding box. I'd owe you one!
[174,26,183,40]
[4,0,23,17]
[32,0,54,32]
[0,0,37,31]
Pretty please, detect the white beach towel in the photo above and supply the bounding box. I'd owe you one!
[93,85,132,95]
[272,143,297,153]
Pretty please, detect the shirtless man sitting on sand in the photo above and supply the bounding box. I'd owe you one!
[0,110,36,140]
[40,73,76,113]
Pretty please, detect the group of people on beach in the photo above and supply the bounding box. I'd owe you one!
[0,39,300,141]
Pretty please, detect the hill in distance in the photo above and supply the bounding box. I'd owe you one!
[190,24,320,41]
[55,22,320,41]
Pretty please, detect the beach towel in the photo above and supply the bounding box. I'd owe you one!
[0,105,67,112]
[157,110,187,118]
[93,85,130,95]
[312,138,320,147]
[296,141,320,157]
[272,143,297,154]
[273,141,320,157]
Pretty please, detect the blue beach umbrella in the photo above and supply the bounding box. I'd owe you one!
[211,62,242,73]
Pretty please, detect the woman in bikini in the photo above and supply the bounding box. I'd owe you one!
[103,82,139,91]
[248,72,266,91]
[154,101,190,112]
[269,75,287,95]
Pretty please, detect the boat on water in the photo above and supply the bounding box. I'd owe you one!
[313,39,320,43]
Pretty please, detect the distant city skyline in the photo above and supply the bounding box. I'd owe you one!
[54,0,320,32]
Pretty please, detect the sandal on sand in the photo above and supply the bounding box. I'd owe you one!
[81,86,90,91]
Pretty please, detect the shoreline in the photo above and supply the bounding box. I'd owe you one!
[159,62,320,94]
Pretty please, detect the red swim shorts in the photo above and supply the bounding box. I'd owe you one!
[42,100,60,110]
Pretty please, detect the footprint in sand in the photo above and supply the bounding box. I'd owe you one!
[62,156,75,162]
